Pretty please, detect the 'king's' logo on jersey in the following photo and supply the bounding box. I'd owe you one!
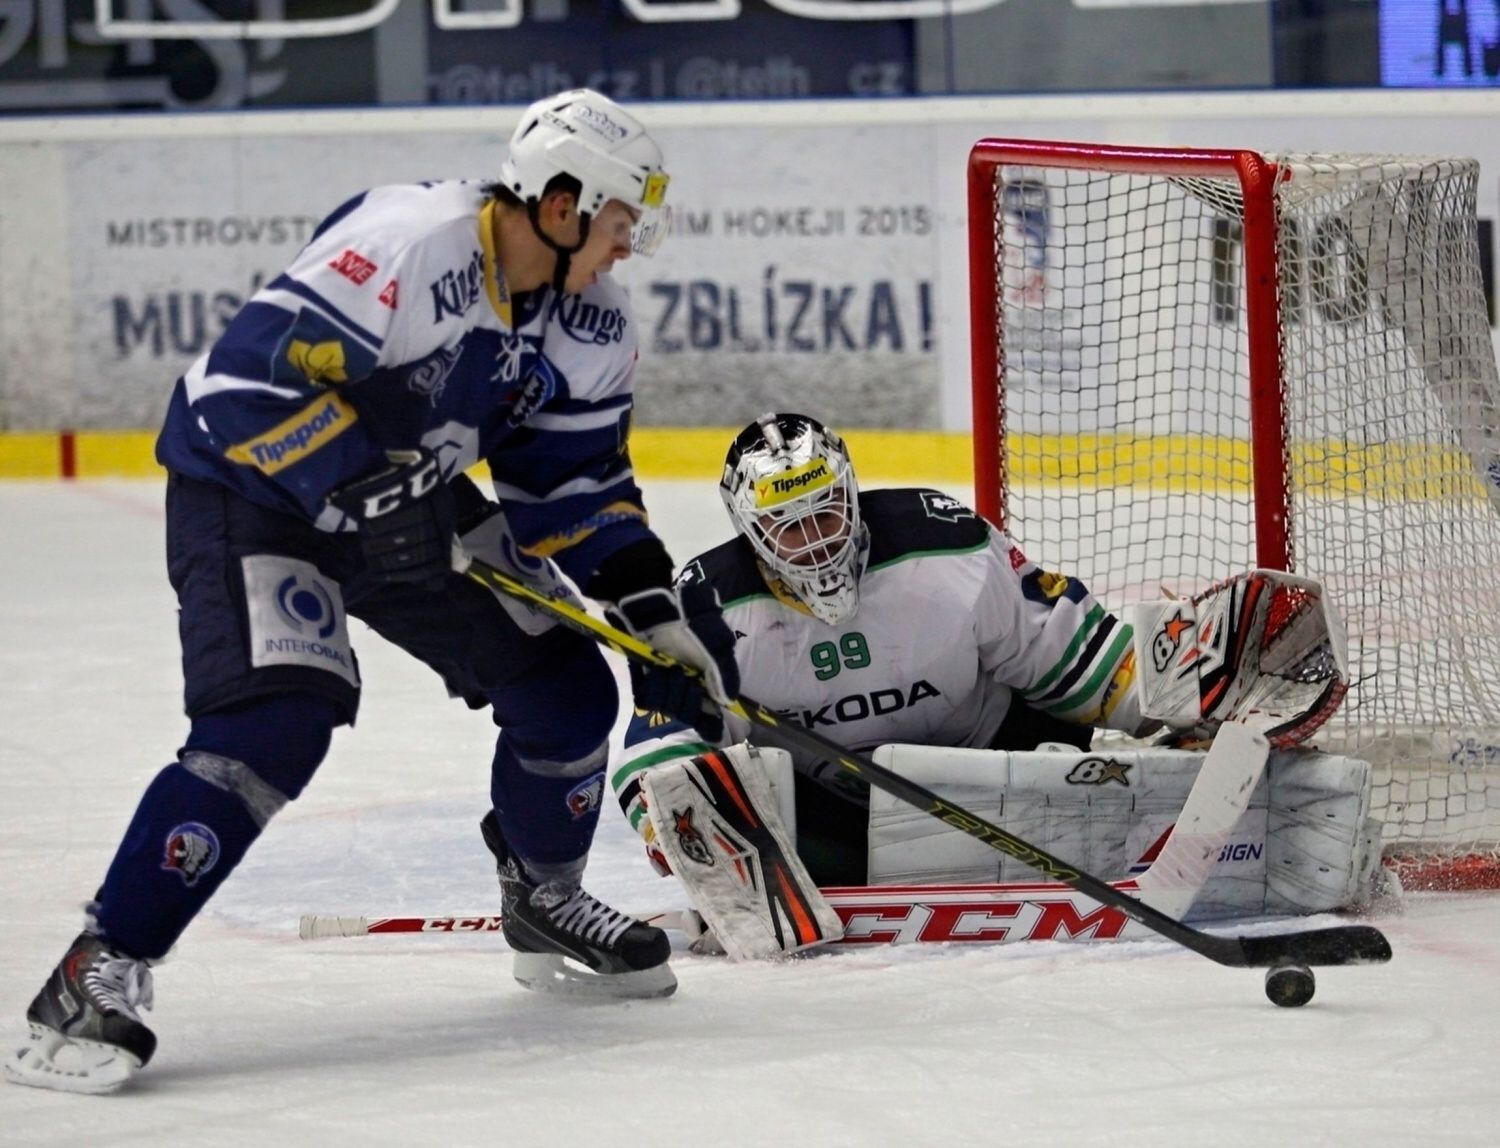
[430,251,485,322]
[553,294,628,346]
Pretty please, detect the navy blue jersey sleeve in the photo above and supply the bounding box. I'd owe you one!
[157,289,391,520]
[155,192,438,522]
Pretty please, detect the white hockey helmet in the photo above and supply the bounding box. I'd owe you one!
[498,88,671,258]
[720,413,869,625]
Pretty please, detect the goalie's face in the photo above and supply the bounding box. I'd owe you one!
[749,485,864,625]
[757,497,853,570]
[722,417,866,624]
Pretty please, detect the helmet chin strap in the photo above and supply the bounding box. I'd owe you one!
[525,201,593,295]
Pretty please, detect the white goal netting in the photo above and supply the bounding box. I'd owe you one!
[971,144,1500,886]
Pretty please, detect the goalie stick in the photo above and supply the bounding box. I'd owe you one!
[463,557,1391,971]
[1132,722,1270,919]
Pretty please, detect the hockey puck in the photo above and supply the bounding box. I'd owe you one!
[1264,961,1316,1008]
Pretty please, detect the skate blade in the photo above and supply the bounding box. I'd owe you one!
[511,953,678,1000]
[4,1023,143,1095]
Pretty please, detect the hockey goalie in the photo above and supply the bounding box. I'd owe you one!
[612,412,1375,960]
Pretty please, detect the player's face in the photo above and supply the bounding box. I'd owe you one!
[563,200,637,292]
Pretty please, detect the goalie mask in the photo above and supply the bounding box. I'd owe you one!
[499,88,672,261]
[721,413,869,625]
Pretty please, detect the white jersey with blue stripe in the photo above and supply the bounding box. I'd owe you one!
[156,180,653,585]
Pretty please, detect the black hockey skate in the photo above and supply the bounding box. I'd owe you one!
[5,932,156,1094]
[480,812,676,999]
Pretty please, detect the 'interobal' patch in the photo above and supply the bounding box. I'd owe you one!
[242,554,359,687]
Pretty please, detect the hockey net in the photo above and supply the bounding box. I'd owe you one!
[968,140,1500,890]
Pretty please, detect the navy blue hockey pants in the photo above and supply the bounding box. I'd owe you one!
[90,475,617,958]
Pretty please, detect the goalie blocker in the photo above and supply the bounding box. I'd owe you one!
[1132,569,1349,747]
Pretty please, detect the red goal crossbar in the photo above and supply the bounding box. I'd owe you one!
[967,139,1292,572]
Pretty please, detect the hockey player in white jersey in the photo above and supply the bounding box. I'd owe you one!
[6,90,740,1095]
[614,413,1353,961]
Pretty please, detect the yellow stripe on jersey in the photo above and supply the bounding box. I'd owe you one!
[478,200,513,329]
[522,500,648,558]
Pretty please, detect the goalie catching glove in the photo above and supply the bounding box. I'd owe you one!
[1133,569,1349,748]
[607,581,740,742]
[640,742,843,960]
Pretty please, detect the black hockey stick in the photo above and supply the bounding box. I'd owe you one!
[465,557,1391,970]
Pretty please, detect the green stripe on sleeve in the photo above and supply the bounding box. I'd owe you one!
[1024,603,1105,697]
[609,741,713,792]
[1044,624,1135,719]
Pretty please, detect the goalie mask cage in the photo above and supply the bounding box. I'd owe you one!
[968,139,1500,890]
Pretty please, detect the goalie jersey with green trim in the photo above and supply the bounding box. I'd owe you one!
[615,487,1142,831]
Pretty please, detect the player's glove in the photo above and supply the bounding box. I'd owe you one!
[607,582,740,742]
[328,448,465,591]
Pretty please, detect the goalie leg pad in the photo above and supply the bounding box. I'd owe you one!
[1266,753,1383,914]
[866,742,1382,920]
[641,744,843,960]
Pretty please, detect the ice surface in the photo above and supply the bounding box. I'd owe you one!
[2,481,1497,1145]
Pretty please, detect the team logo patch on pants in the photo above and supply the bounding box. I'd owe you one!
[162,822,220,886]
[242,554,359,687]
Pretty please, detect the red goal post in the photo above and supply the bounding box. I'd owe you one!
[968,138,1500,890]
